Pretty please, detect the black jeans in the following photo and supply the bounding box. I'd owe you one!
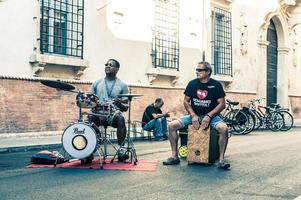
[89,112,126,145]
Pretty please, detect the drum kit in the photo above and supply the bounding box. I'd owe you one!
[40,80,142,168]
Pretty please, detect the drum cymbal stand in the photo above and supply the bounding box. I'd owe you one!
[111,95,138,165]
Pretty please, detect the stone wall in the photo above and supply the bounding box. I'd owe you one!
[290,95,301,119]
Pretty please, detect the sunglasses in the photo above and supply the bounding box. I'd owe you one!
[195,68,208,72]
[105,63,115,67]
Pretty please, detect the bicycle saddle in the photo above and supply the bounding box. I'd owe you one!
[226,99,239,106]
[269,103,281,108]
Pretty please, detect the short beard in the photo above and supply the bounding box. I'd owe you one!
[105,72,116,78]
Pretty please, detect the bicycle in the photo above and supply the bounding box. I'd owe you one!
[221,99,250,135]
[247,98,284,131]
[269,103,294,131]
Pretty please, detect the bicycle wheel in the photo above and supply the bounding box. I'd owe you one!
[251,110,262,130]
[267,111,284,131]
[231,110,249,135]
[242,110,256,135]
[280,110,294,131]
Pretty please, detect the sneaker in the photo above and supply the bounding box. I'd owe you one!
[154,137,165,141]
[162,134,168,140]
[163,157,180,165]
[217,161,230,170]
[118,154,129,162]
[117,149,129,161]
[81,159,91,165]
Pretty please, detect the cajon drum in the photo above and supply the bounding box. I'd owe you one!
[187,125,219,164]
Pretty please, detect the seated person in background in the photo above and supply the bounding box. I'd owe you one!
[142,98,170,141]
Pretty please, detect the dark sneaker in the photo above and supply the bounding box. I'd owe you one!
[117,149,129,161]
[154,137,165,141]
[163,157,180,165]
[162,134,168,140]
[217,161,230,170]
[118,154,129,162]
[81,159,91,165]
[80,155,93,165]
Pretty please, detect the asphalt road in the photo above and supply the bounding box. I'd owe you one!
[1,129,301,200]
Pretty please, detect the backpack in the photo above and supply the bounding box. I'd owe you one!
[31,150,65,164]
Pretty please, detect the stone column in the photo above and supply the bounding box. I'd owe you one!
[277,47,290,108]
[288,1,301,111]
[257,40,269,106]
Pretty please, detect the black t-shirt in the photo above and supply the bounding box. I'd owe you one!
[184,78,225,116]
[142,104,162,127]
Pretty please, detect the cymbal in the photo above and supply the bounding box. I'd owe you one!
[117,93,143,97]
[40,80,75,91]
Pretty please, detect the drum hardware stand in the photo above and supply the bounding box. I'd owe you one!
[85,112,118,166]
[111,93,142,165]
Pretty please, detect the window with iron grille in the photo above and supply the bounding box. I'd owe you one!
[211,8,232,76]
[152,0,179,70]
[40,0,84,58]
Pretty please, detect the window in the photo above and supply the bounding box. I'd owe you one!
[40,0,84,58]
[211,8,232,76]
[152,0,179,70]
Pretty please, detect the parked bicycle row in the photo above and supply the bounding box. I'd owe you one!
[221,98,294,135]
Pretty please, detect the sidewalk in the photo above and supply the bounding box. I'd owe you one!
[1,119,300,154]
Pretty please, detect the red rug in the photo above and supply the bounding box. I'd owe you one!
[27,159,158,171]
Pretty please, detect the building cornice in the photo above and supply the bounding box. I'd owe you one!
[211,0,233,10]
[278,46,291,53]
[0,75,93,84]
[258,40,270,47]
[279,0,296,7]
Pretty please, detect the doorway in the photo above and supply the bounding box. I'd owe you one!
[266,20,278,105]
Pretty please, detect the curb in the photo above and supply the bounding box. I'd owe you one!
[0,143,62,154]
[0,131,62,139]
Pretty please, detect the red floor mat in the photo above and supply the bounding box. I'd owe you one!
[27,159,158,171]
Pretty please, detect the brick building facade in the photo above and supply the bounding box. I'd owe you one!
[1,0,301,134]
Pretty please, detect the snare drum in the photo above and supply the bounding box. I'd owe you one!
[62,122,100,159]
[76,92,99,108]
[92,102,116,116]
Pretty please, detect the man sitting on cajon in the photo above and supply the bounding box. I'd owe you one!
[163,61,230,169]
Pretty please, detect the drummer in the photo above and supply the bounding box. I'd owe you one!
[90,58,129,161]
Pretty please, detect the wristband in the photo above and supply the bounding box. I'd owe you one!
[206,114,212,119]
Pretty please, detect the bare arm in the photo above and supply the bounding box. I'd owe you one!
[184,96,200,129]
[152,113,169,119]
[200,97,226,130]
[151,112,170,119]
[114,98,129,112]
[184,96,196,116]
[207,97,226,118]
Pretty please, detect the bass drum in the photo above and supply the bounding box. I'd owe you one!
[62,122,100,159]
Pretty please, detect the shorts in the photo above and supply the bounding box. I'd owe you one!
[177,115,224,130]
